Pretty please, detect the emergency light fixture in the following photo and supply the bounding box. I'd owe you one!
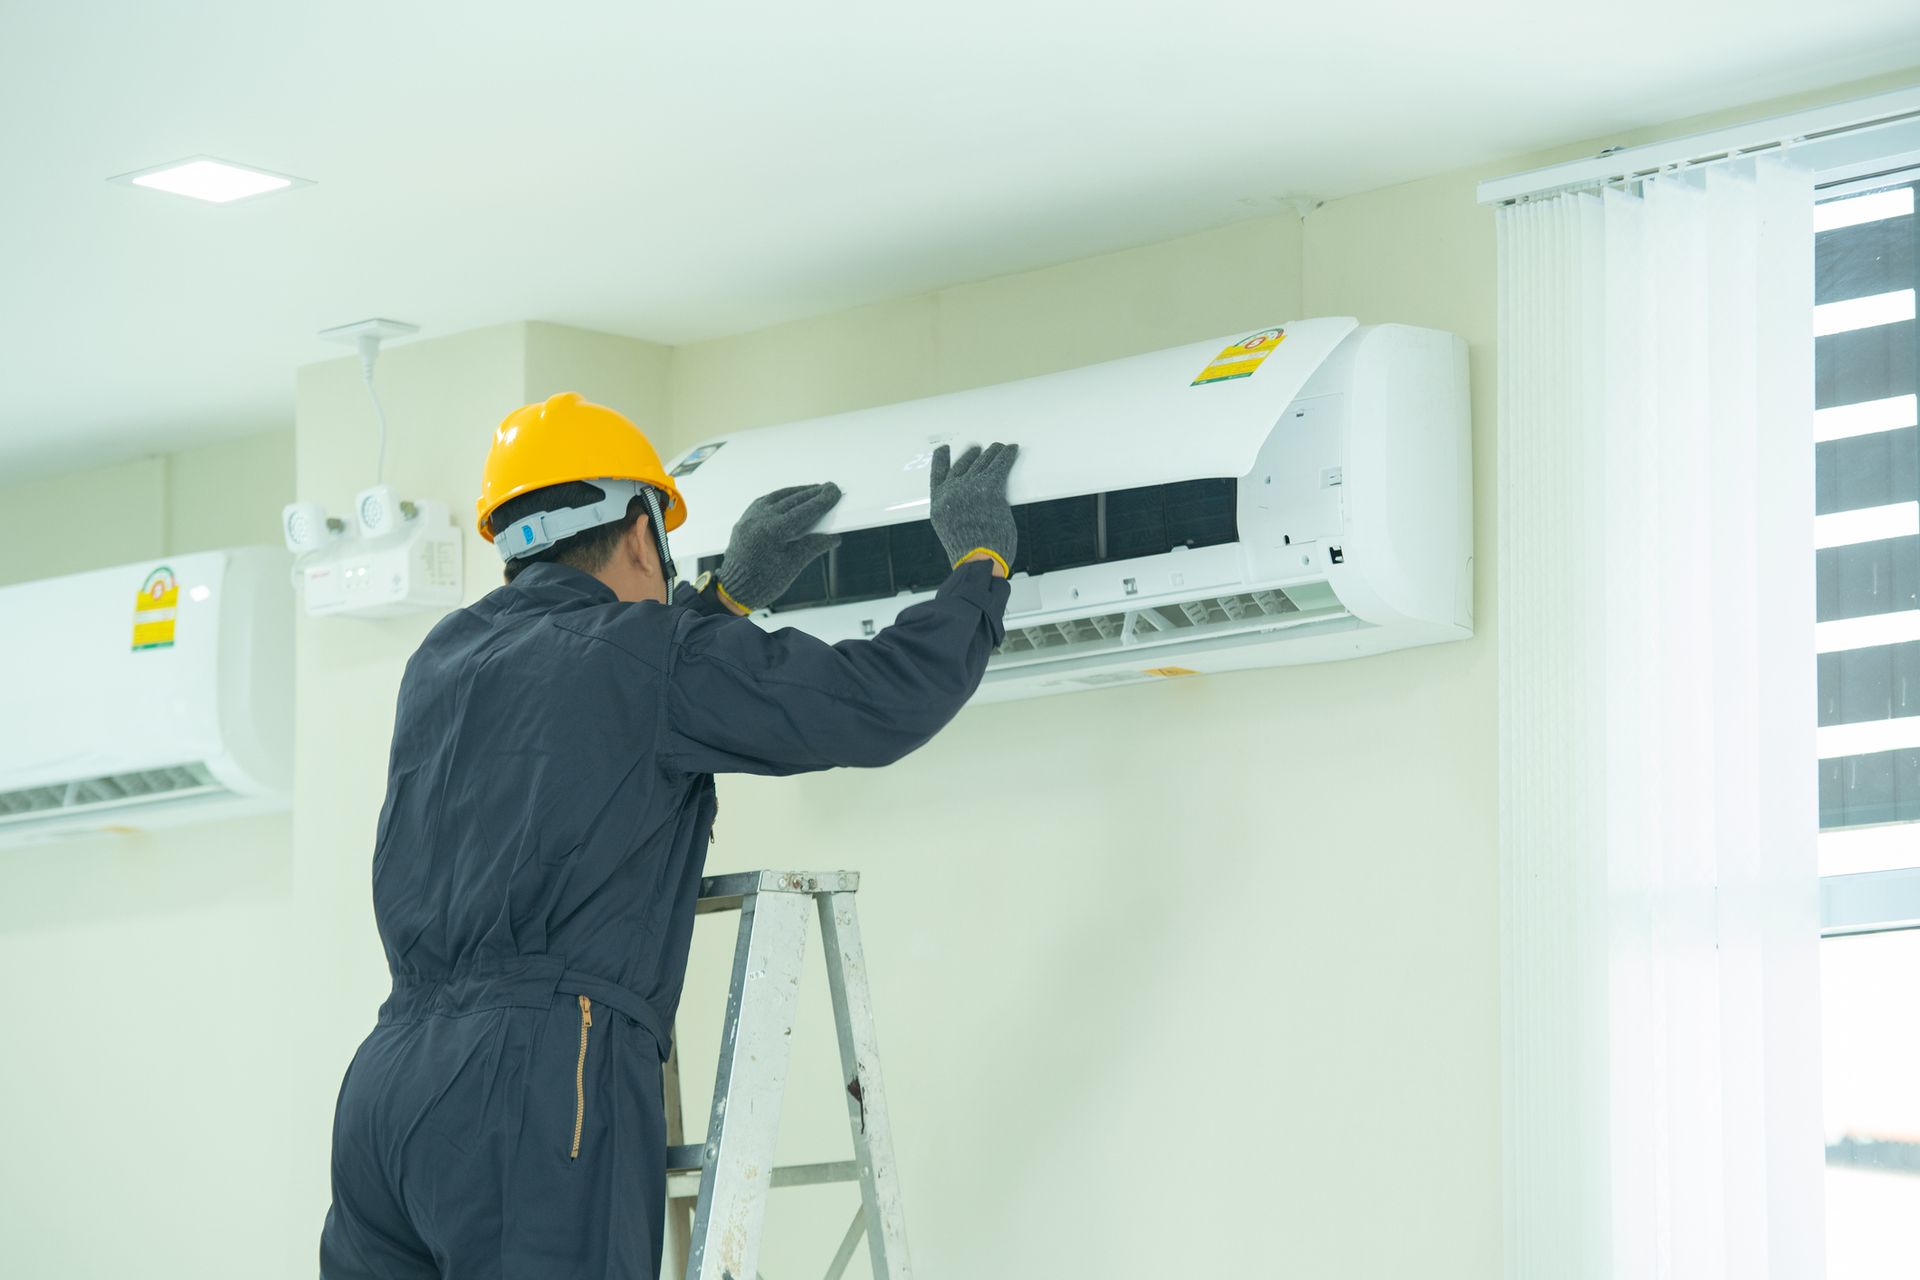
[111,156,310,204]
[285,496,463,620]
[283,319,461,619]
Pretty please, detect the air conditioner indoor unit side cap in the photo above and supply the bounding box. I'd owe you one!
[666,318,1471,701]
[0,548,294,844]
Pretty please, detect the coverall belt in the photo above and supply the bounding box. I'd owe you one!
[377,956,672,1059]
[555,971,673,1060]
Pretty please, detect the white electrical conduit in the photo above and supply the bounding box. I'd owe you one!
[354,332,392,484]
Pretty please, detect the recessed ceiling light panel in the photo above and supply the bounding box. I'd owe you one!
[110,156,311,204]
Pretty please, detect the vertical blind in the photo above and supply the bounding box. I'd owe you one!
[1815,176,1920,836]
[1496,156,1824,1278]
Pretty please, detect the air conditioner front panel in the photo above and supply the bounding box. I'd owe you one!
[667,317,1360,561]
[0,554,232,790]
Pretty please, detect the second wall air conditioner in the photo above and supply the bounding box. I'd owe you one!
[666,317,1471,701]
[0,549,294,844]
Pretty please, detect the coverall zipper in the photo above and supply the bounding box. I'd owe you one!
[571,995,593,1159]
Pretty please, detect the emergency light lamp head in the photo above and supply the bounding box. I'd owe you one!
[355,485,417,538]
[355,485,395,537]
[283,502,345,554]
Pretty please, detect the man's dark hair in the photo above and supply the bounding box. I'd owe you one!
[491,481,645,583]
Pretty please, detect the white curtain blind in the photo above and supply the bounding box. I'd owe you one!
[1497,155,1826,1278]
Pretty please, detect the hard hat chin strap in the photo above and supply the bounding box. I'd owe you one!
[639,486,676,590]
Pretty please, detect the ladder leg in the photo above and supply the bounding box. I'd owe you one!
[663,1031,694,1280]
[688,889,812,1280]
[816,892,914,1279]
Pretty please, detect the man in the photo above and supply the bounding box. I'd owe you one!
[319,391,1018,1278]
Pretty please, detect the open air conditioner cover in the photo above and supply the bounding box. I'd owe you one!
[668,318,1360,556]
[666,318,1471,699]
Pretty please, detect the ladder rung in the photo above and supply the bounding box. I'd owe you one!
[666,1158,862,1199]
[770,1159,864,1189]
[695,869,860,913]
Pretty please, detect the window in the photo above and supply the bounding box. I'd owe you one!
[1815,169,1920,1279]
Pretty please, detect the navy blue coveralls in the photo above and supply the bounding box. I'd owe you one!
[319,558,1008,1279]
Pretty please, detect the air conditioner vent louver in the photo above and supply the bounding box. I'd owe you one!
[995,587,1340,660]
[1002,612,1128,654]
[1151,588,1298,632]
[0,763,227,827]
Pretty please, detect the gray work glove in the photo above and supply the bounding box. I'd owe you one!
[716,483,843,610]
[928,443,1019,573]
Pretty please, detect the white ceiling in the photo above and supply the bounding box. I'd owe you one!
[3,1,1919,481]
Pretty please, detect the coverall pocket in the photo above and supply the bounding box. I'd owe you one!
[569,994,593,1160]
[527,997,594,1168]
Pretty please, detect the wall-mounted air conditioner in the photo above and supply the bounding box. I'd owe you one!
[667,318,1471,701]
[0,548,294,844]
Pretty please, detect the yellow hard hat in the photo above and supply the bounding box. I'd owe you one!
[476,392,687,542]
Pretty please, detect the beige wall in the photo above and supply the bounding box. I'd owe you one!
[0,457,168,588]
[0,434,295,592]
[167,432,298,557]
[669,216,1304,435]
[527,319,675,432]
[0,430,299,1274]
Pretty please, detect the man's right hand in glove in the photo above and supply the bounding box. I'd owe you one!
[711,482,843,613]
[928,442,1019,578]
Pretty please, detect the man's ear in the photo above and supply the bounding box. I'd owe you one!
[626,516,660,576]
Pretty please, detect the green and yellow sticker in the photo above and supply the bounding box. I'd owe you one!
[1191,327,1285,386]
[132,565,179,651]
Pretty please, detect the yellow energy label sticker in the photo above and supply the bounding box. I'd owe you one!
[1191,327,1285,386]
[132,565,179,652]
[1142,666,1201,679]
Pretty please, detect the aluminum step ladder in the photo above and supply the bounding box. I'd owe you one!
[662,870,912,1280]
